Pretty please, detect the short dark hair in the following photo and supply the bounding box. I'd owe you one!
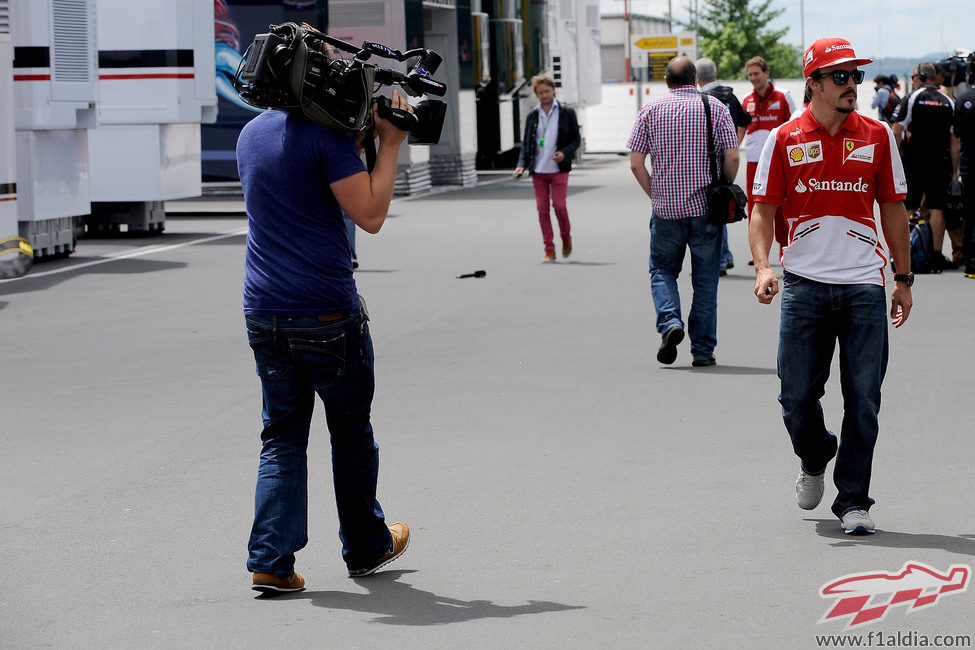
[873,74,888,85]
[745,56,768,73]
[665,56,696,88]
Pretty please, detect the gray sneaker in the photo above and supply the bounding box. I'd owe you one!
[841,509,875,535]
[795,469,825,510]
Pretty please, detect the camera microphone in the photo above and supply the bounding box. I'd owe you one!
[414,50,443,76]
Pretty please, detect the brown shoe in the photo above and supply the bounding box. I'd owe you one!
[562,236,572,258]
[348,522,410,577]
[251,571,305,593]
[543,249,556,261]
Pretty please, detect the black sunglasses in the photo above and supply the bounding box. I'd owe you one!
[813,69,865,86]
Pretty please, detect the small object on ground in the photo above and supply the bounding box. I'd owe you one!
[456,270,486,278]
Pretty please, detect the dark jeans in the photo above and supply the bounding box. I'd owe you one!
[649,213,722,359]
[245,308,392,576]
[720,225,734,270]
[778,272,889,518]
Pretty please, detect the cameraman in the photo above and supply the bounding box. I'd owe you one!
[237,89,413,592]
[871,75,899,123]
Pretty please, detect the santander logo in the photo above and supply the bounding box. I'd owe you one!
[796,177,870,193]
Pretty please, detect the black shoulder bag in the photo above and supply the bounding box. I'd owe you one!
[701,94,747,225]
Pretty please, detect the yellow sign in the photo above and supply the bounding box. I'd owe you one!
[679,38,694,46]
[634,36,677,50]
[648,52,675,81]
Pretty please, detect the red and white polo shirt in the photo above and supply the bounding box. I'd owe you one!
[752,109,908,285]
[742,83,796,163]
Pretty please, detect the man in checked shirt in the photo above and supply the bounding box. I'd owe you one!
[628,56,739,368]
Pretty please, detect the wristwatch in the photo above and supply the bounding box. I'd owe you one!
[893,272,914,287]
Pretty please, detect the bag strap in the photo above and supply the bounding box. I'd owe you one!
[701,93,720,183]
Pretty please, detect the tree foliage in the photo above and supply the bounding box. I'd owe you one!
[684,0,803,79]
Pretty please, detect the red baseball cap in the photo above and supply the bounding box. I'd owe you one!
[802,37,873,78]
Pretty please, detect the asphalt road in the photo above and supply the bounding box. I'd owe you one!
[2,155,974,648]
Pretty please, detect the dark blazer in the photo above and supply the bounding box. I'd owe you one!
[517,103,582,174]
[701,84,751,129]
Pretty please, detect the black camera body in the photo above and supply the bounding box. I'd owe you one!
[235,23,447,144]
[937,53,974,88]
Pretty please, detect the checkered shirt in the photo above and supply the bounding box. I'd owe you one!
[627,85,738,219]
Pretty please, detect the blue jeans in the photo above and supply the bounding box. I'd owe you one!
[245,308,392,576]
[649,213,722,359]
[720,225,734,270]
[778,272,889,519]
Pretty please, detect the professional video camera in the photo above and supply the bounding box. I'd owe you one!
[234,22,447,145]
[937,52,974,87]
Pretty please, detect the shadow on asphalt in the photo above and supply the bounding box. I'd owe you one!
[809,519,975,556]
[258,569,585,625]
[664,365,777,375]
[0,258,188,298]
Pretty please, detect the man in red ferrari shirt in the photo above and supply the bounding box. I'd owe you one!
[742,56,795,257]
[749,37,913,536]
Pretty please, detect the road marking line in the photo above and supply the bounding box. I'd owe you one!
[0,227,249,283]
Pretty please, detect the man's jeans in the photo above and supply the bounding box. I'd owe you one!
[649,213,722,359]
[244,309,392,576]
[720,225,734,271]
[778,272,889,519]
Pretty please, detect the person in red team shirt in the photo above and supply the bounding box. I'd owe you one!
[742,56,795,260]
[749,37,913,536]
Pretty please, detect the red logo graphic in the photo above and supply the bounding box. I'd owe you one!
[820,562,970,628]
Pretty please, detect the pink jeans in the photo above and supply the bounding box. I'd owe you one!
[532,172,571,251]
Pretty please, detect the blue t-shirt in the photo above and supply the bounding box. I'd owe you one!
[237,109,366,315]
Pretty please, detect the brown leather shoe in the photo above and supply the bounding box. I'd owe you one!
[251,571,305,593]
[348,522,410,577]
[562,236,572,258]
[543,249,556,261]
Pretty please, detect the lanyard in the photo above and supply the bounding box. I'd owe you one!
[538,105,555,147]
